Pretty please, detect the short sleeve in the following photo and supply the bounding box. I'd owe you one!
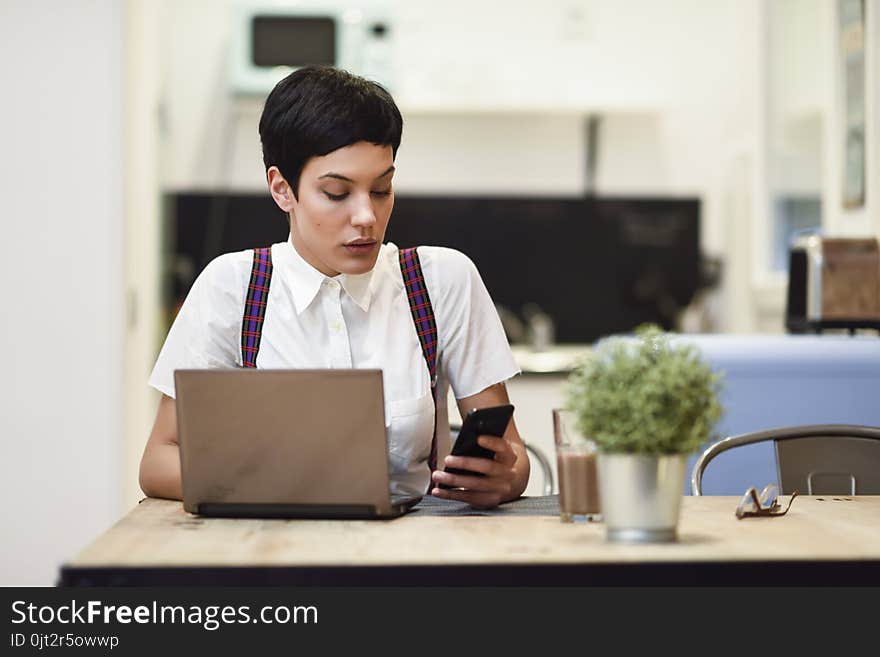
[148,252,249,397]
[419,247,520,399]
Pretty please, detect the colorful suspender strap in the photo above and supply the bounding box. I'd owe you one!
[241,247,273,368]
[398,247,440,476]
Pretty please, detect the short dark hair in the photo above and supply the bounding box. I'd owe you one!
[258,66,403,197]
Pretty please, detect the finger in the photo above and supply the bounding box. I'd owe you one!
[432,468,513,496]
[431,486,502,509]
[477,435,517,466]
[430,486,453,500]
[432,469,495,492]
[443,454,498,476]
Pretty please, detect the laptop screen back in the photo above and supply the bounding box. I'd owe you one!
[174,369,394,515]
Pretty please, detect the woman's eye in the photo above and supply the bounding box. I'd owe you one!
[323,191,348,201]
[371,189,392,197]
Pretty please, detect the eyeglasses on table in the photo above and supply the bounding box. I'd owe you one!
[735,484,799,519]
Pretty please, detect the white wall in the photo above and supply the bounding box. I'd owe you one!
[0,1,124,585]
[122,1,164,511]
[748,0,832,333]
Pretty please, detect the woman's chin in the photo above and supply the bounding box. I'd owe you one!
[335,251,380,276]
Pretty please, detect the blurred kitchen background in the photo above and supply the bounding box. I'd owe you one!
[2,0,878,584]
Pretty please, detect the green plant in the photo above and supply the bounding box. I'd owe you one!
[565,325,723,455]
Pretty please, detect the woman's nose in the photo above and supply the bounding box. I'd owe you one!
[350,197,377,227]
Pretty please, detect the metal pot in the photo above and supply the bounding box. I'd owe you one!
[597,453,686,543]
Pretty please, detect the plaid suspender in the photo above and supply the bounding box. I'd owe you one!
[240,246,440,475]
[398,247,440,475]
[241,247,273,368]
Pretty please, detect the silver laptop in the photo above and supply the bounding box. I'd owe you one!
[174,369,422,519]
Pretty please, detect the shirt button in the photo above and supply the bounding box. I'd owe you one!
[327,280,340,289]
[330,321,342,332]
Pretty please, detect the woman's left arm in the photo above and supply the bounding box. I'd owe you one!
[430,381,530,508]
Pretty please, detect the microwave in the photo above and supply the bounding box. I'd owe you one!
[230,4,393,96]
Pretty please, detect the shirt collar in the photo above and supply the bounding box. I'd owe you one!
[277,235,375,314]
[339,266,374,312]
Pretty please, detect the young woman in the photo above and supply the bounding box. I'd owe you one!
[139,66,529,508]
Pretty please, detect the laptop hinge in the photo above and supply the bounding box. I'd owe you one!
[196,503,379,519]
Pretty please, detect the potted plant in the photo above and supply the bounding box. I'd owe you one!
[564,325,723,543]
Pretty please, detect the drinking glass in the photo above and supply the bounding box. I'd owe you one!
[552,408,601,522]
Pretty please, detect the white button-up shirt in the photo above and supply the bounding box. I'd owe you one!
[149,236,519,495]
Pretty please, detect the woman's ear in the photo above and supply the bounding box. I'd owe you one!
[267,166,295,212]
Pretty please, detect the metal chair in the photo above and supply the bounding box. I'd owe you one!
[524,443,554,496]
[691,424,880,496]
[449,425,555,495]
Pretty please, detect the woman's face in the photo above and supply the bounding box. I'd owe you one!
[268,141,395,277]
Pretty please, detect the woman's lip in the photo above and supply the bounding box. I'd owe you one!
[344,240,376,247]
[343,242,376,252]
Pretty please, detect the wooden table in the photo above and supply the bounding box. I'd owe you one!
[60,496,880,585]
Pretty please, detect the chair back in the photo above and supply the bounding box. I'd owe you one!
[691,425,880,495]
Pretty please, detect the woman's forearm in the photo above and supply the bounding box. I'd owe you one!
[139,442,183,501]
[508,442,531,501]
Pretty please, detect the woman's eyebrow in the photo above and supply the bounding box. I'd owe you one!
[318,166,395,183]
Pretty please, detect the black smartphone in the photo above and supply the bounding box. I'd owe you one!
[439,404,515,489]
